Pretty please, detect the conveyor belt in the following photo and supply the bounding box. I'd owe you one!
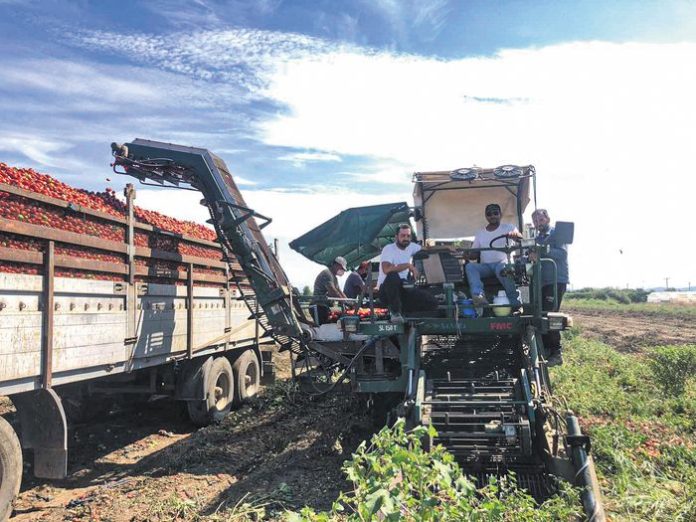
[421,334,554,501]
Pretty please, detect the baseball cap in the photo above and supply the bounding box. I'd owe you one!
[334,256,348,270]
[485,203,501,215]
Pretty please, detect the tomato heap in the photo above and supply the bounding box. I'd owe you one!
[0,163,230,285]
[327,307,389,322]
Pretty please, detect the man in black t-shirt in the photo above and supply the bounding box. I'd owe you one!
[343,261,369,299]
[312,256,347,324]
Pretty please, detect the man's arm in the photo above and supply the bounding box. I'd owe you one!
[381,260,415,275]
[326,279,346,299]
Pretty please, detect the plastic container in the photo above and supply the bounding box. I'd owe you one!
[492,290,512,317]
[458,298,477,318]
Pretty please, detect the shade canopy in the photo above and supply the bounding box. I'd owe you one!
[413,166,533,240]
[289,201,411,268]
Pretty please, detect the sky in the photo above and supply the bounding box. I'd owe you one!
[1,0,696,290]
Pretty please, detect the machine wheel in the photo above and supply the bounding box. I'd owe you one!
[0,416,21,522]
[186,357,234,427]
[232,350,260,405]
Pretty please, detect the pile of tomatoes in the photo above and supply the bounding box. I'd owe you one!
[0,163,227,283]
[327,307,389,322]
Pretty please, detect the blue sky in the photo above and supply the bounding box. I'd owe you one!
[1,0,696,289]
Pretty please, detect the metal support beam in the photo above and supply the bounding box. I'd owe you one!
[42,241,55,389]
[187,263,194,359]
[125,183,136,286]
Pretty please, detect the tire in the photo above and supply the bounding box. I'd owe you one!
[232,350,261,405]
[186,357,234,427]
[0,416,21,522]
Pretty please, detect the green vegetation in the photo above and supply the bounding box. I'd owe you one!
[286,420,580,521]
[648,345,696,395]
[133,333,696,521]
[566,287,650,304]
[552,337,696,521]
[281,337,696,521]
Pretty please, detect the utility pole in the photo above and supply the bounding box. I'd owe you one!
[665,277,670,290]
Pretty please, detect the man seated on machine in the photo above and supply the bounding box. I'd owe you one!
[377,224,438,323]
[343,261,369,299]
[312,256,347,324]
[465,203,523,309]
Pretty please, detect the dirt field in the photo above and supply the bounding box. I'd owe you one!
[565,306,696,352]
[9,350,376,521]
[7,307,693,520]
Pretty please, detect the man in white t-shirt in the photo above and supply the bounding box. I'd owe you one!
[378,224,438,322]
[465,203,523,308]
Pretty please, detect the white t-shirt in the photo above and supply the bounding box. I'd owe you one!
[377,242,422,287]
[472,223,518,264]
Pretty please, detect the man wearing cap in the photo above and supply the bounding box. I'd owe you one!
[343,261,369,300]
[465,203,523,308]
[312,256,347,324]
[529,208,570,366]
[378,223,438,322]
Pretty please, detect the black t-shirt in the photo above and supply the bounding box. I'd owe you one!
[312,268,337,303]
[343,272,364,299]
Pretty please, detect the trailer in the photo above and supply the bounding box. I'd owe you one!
[0,170,275,519]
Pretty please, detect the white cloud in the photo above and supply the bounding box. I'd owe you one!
[22,28,696,288]
[0,135,89,169]
[133,186,398,288]
[71,28,352,91]
[278,151,342,166]
[253,41,696,288]
[233,175,258,186]
[2,60,160,104]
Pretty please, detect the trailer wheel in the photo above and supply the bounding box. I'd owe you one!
[232,350,261,405]
[186,357,234,427]
[0,416,21,522]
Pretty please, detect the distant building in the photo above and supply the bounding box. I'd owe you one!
[647,291,696,304]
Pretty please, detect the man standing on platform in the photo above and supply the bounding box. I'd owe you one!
[529,208,570,366]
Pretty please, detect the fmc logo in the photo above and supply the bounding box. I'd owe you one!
[490,322,513,331]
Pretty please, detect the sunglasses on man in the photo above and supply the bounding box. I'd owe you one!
[486,210,501,216]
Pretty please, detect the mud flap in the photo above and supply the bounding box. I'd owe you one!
[175,356,214,401]
[13,388,68,479]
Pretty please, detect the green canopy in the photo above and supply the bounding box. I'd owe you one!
[289,202,411,268]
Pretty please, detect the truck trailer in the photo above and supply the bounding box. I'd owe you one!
[0,162,275,519]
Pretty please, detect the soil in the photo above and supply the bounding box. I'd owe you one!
[565,306,696,353]
[7,307,691,520]
[8,348,375,521]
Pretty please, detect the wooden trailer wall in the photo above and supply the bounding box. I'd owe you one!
[0,182,257,396]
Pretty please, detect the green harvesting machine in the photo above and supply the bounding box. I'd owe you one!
[289,165,604,520]
[110,141,604,520]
